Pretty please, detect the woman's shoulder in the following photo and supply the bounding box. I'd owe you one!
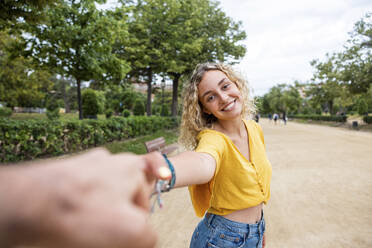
[243,119,263,132]
[243,118,257,127]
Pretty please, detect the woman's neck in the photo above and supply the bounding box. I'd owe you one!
[214,118,245,137]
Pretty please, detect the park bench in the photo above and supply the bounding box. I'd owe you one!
[144,137,178,155]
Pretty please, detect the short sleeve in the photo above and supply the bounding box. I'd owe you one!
[189,130,226,217]
[195,130,226,175]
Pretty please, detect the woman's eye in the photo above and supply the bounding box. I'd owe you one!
[222,83,230,89]
[207,95,215,102]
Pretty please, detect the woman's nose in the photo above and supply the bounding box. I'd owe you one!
[219,93,229,103]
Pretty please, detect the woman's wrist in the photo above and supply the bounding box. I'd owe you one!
[161,154,176,192]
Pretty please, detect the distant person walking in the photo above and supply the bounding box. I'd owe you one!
[255,113,260,123]
[282,113,287,125]
[273,113,279,125]
[268,113,272,122]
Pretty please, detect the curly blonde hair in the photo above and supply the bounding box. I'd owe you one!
[178,62,256,150]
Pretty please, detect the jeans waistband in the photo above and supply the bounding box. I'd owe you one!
[205,210,264,234]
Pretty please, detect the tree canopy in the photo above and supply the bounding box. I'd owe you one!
[24,0,130,119]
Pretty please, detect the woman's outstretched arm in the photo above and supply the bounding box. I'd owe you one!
[143,151,216,188]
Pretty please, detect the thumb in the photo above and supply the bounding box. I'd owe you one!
[142,152,172,183]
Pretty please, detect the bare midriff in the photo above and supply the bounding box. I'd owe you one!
[223,203,263,224]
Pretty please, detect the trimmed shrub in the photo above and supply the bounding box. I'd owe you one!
[46,108,60,120]
[152,105,160,115]
[46,98,60,120]
[122,109,131,118]
[0,116,180,163]
[363,116,372,124]
[160,104,169,116]
[133,99,145,116]
[82,89,99,118]
[358,99,368,116]
[0,107,12,117]
[96,90,106,114]
[105,109,114,119]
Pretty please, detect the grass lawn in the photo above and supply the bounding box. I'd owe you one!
[105,129,179,155]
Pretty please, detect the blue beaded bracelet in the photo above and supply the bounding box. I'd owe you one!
[162,154,176,192]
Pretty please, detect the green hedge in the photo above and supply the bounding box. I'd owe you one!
[289,115,347,123]
[0,107,12,117]
[363,116,372,124]
[0,116,180,163]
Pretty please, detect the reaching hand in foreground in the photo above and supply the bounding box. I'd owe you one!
[0,148,171,248]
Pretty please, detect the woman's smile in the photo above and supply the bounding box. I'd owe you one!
[221,99,237,112]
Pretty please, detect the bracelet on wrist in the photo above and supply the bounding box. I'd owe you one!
[161,154,176,192]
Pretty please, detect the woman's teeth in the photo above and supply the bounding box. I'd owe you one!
[222,100,235,111]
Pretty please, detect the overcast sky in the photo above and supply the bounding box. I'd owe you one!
[218,0,372,96]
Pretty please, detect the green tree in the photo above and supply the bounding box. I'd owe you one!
[260,95,273,114]
[310,55,343,114]
[164,0,246,116]
[0,30,53,108]
[118,0,246,116]
[24,0,130,119]
[337,13,371,95]
[118,0,169,116]
[0,0,57,30]
[262,83,302,115]
[282,84,302,114]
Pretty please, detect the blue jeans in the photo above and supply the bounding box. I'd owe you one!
[189,212,265,248]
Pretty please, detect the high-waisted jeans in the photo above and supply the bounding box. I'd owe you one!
[189,212,265,248]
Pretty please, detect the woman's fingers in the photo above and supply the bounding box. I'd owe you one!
[142,152,172,182]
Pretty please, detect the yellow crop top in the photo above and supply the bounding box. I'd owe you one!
[188,119,272,217]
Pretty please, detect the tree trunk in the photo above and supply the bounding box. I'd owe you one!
[329,100,334,115]
[77,78,82,120]
[146,69,152,116]
[171,73,181,116]
[61,78,70,113]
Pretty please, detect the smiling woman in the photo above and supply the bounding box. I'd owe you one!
[142,62,272,248]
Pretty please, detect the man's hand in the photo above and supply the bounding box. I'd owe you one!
[0,148,171,248]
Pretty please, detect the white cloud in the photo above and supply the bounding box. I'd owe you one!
[219,0,372,96]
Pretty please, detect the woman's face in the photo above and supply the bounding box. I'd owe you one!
[197,70,243,121]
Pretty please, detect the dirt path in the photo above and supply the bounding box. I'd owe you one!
[150,119,372,248]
